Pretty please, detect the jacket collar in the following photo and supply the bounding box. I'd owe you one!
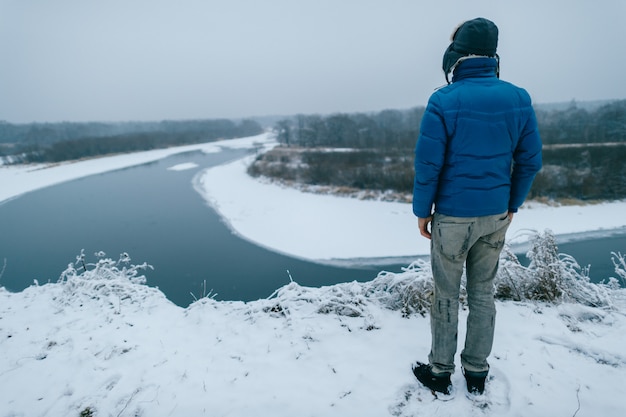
[452,57,499,83]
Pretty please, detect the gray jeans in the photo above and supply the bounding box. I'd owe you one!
[428,212,510,375]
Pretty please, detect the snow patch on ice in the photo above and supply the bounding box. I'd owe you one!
[167,162,199,171]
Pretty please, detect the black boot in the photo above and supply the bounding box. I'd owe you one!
[412,362,452,395]
[463,368,488,395]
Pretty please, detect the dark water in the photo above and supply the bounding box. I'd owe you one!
[0,149,407,306]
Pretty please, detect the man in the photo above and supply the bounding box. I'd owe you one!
[412,17,542,396]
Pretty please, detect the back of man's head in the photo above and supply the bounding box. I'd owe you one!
[442,17,499,80]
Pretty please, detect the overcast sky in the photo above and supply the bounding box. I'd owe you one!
[1,0,625,123]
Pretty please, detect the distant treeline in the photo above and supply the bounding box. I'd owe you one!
[0,119,263,163]
[275,108,424,150]
[536,100,626,144]
[252,108,426,197]
[273,100,626,148]
[249,100,626,202]
[532,145,626,201]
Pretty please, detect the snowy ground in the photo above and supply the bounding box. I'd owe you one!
[1,263,625,417]
[2,134,626,416]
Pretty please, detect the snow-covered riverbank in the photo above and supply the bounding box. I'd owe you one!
[194,148,626,262]
[0,133,275,205]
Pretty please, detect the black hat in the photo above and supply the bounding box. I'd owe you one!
[442,18,499,82]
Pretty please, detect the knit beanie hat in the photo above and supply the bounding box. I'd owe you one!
[442,17,499,83]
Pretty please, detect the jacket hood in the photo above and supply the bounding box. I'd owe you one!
[443,18,499,83]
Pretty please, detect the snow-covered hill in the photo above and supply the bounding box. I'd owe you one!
[1,252,625,417]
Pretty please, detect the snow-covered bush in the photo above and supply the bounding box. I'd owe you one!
[49,230,621,319]
[55,250,157,309]
[363,259,433,317]
[495,230,615,308]
[525,230,565,301]
[363,230,617,316]
[267,230,620,319]
[259,280,374,321]
[611,251,626,287]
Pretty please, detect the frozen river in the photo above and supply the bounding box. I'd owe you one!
[0,149,407,306]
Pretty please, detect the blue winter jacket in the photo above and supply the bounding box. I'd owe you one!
[412,57,542,218]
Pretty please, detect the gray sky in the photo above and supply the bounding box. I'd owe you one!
[1,0,625,123]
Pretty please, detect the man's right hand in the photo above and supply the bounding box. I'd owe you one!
[418,216,433,240]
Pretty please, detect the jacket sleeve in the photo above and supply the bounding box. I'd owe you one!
[509,104,542,212]
[413,95,447,218]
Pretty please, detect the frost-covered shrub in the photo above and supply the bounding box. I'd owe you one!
[524,230,564,302]
[270,230,619,320]
[495,230,615,307]
[611,251,626,287]
[495,233,556,302]
[363,259,433,317]
[260,259,435,319]
[55,250,156,309]
[362,230,617,317]
[262,280,371,319]
[494,246,529,301]
[47,231,621,321]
